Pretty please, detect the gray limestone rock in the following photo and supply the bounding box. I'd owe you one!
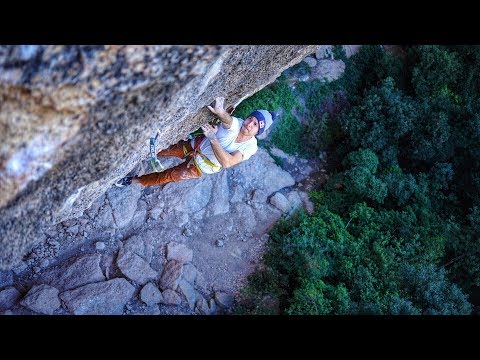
[60,278,135,315]
[0,270,13,288]
[20,284,60,315]
[214,291,235,309]
[0,287,21,311]
[303,56,317,67]
[160,289,181,305]
[116,248,157,285]
[140,283,163,306]
[123,235,153,263]
[181,263,198,284]
[315,45,334,59]
[41,254,105,291]
[311,59,346,82]
[270,192,290,213]
[287,191,303,215]
[177,279,198,310]
[108,185,142,229]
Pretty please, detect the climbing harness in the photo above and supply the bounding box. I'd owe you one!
[182,104,236,172]
[149,129,165,173]
[183,134,220,172]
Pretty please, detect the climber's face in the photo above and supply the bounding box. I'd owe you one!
[241,116,259,136]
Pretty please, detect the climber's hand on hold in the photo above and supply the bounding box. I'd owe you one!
[201,123,218,140]
[207,97,226,117]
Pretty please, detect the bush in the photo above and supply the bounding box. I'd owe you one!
[270,112,303,155]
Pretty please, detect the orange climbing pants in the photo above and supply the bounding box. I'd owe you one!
[136,140,202,187]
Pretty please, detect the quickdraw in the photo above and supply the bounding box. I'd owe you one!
[149,129,165,173]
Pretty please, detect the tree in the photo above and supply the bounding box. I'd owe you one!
[339,78,416,167]
[410,45,461,99]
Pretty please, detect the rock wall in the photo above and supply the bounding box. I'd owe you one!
[0,45,319,270]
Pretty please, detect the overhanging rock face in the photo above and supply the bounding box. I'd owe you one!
[0,45,319,270]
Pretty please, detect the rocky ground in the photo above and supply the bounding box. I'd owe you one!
[0,47,350,315]
[0,146,328,315]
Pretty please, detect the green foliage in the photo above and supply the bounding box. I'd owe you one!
[343,166,387,204]
[302,112,330,155]
[410,45,461,98]
[435,86,461,104]
[296,79,338,113]
[235,77,303,154]
[444,207,480,289]
[332,45,347,62]
[382,170,418,207]
[339,77,416,166]
[238,190,472,314]
[296,81,348,157]
[408,105,453,163]
[235,76,300,119]
[340,149,387,204]
[287,279,333,315]
[449,46,480,111]
[280,209,350,255]
[237,45,479,315]
[309,188,353,215]
[430,162,454,191]
[301,112,344,156]
[388,296,421,315]
[401,263,472,314]
[379,52,408,91]
[234,267,283,315]
[340,45,407,96]
[290,60,311,77]
[270,112,303,155]
[339,45,385,96]
[343,148,379,173]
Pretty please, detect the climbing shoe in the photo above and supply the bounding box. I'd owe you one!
[115,176,134,188]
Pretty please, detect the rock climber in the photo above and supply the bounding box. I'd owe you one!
[115,96,276,188]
